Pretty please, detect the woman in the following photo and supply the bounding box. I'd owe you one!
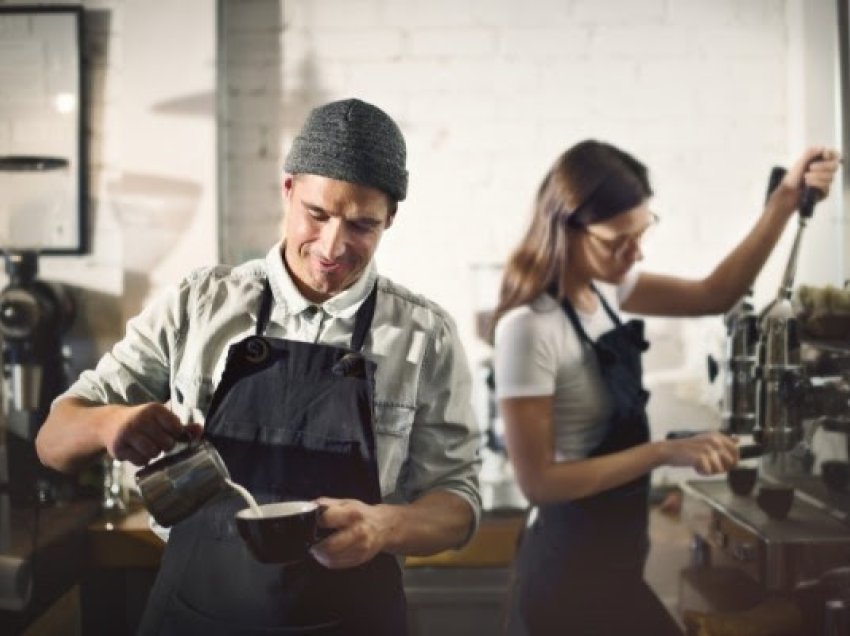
[493,140,840,635]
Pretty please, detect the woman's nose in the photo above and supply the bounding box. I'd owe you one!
[632,243,645,262]
[619,240,643,263]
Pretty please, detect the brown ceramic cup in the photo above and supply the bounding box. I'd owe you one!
[756,485,794,521]
[236,501,327,564]
[727,466,758,496]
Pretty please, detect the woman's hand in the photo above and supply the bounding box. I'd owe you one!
[660,431,739,475]
[775,147,841,211]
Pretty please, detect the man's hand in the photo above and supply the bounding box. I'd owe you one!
[309,497,396,569]
[100,402,201,466]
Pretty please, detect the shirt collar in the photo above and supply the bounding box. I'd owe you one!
[264,243,377,320]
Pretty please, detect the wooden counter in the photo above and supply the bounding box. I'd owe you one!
[86,501,689,585]
[87,502,164,569]
[87,501,526,569]
[406,510,524,567]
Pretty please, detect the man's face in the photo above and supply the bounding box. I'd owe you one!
[282,174,395,303]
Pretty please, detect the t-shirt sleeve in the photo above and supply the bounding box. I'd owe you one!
[493,308,557,399]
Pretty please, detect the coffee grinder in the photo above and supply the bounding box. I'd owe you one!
[0,250,75,505]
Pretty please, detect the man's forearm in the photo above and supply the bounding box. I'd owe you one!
[36,397,112,473]
[379,490,474,556]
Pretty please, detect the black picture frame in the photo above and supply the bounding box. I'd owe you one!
[0,5,87,255]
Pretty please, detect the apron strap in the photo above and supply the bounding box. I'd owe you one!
[558,294,594,349]
[351,282,378,352]
[255,278,378,352]
[590,283,623,327]
[557,284,622,348]
[256,279,274,336]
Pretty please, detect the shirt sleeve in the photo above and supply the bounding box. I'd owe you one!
[494,308,558,399]
[402,313,483,545]
[56,278,189,408]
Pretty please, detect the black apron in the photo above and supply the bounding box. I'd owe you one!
[508,288,681,636]
[138,281,407,636]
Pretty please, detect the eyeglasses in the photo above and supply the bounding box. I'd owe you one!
[582,212,660,261]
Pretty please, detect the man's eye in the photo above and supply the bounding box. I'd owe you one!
[351,222,374,234]
[307,209,327,221]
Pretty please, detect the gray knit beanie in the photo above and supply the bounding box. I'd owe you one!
[284,98,408,201]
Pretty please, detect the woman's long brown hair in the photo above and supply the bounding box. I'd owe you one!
[491,140,652,339]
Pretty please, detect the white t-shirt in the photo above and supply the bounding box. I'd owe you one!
[494,272,639,461]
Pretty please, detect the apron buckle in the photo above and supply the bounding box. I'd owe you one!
[244,336,271,363]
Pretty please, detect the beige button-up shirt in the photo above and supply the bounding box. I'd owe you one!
[62,244,482,532]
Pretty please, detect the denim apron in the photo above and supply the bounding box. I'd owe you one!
[138,281,407,635]
[508,288,681,635]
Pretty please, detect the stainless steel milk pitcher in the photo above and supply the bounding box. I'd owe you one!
[135,438,231,527]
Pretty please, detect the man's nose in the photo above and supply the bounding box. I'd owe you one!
[319,219,346,259]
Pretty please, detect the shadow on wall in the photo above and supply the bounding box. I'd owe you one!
[220,0,331,264]
[63,285,124,375]
[107,173,200,320]
[49,8,118,371]
[152,92,215,117]
[280,53,329,142]
[83,7,112,259]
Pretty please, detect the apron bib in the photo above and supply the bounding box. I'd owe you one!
[139,281,407,636]
[509,288,681,635]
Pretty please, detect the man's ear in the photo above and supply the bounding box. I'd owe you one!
[282,174,295,199]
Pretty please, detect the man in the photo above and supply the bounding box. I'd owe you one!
[37,98,482,635]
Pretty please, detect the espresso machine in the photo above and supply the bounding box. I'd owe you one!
[721,288,760,436]
[679,169,850,634]
[0,250,75,506]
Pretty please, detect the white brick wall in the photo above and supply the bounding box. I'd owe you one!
[239,0,797,337]
[218,0,843,468]
[1,0,841,438]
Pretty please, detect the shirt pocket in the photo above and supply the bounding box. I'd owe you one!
[172,375,213,426]
[373,402,415,496]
